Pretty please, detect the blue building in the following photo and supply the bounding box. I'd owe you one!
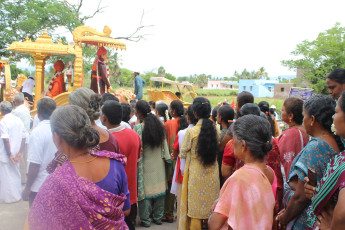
[239,79,278,98]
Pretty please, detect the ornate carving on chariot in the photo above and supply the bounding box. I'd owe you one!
[7,25,126,113]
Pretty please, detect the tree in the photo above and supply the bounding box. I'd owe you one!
[256,67,268,80]
[233,71,240,81]
[0,0,84,59]
[142,71,158,86]
[118,68,134,87]
[177,76,188,82]
[282,23,345,94]
[158,66,165,77]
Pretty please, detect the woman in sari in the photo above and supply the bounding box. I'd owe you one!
[221,103,283,227]
[304,90,345,229]
[133,100,171,227]
[259,101,278,137]
[216,105,234,186]
[170,105,198,228]
[155,102,169,122]
[29,105,129,230]
[208,115,276,230]
[276,95,344,230]
[163,100,188,223]
[178,97,220,230]
[46,87,120,173]
[278,97,308,181]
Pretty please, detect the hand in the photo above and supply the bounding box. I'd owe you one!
[304,177,316,199]
[22,187,31,201]
[171,152,178,160]
[15,152,22,163]
[210,198,219,213]
[276,209,287,228]
[317,210,333,230]
[9,155,16,164]
[108,86,113,92]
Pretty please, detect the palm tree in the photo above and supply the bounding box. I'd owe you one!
[257,67,269,80]
[107,52,122,85]
[233,71,240,81]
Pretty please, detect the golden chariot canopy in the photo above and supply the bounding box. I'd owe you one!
[8,30,75,57]
[73,26,126,50]
[7,25,126,111]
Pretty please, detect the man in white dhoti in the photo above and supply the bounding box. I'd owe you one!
[0,101,26,203]
[12,93,32,184]
[22,98,57,207]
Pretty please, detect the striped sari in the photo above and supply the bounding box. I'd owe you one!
[284,137,338,230]
[306,151,345,229]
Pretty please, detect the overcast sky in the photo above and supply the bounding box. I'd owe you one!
[43,0,345,77]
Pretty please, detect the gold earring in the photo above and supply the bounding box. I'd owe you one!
[289,118,292,123]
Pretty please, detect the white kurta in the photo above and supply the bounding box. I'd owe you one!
[28,120,57,192]
[0,113,26,203]
[170,124,194,195]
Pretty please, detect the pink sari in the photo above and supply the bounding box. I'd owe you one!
[278,127,308,179]
[214,165,275,230]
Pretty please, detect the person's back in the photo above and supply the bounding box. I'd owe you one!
[12,103,31,133]
[26,120,57,199]
[22,78,35,95]
[0,103,26,203]
[29,105,129,230]
[134,73,145,100]
[110,127,141,204]
[0,113,25,157]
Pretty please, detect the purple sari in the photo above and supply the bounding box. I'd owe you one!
[29,151,128,230]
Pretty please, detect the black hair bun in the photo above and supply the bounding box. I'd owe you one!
[262,141,272,153]
[79,126,99,148]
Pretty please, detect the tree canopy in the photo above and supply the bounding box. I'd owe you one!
[0,0,83,58]
[233,67,268,80]
[282,22,345,94]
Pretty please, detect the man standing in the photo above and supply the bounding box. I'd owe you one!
[12,93,31,184]
[101,100,141,229]
[90,47,113,95]
[0,101,26,203]
[133,72,145,100]
[21,76,35,104]
[22,97,57,207]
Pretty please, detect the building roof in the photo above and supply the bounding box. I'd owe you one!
[221,82,239,86]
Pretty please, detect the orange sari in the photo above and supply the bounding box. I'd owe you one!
[164,118,179,181]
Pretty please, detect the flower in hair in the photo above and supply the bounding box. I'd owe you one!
[89,101,100,111]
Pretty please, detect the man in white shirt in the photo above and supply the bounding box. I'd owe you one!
[21,76,35,104]
[22,97,57,207]
[12,93,32,183]
[0,101,26,203]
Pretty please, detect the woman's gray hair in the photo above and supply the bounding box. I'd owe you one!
[0,101,12,114]
[50,105,99,149]
[69,87,102,121]
[14,93,25,103]
[232,114,272,160]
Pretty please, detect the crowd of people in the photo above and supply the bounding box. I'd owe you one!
[1,68,345,230]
